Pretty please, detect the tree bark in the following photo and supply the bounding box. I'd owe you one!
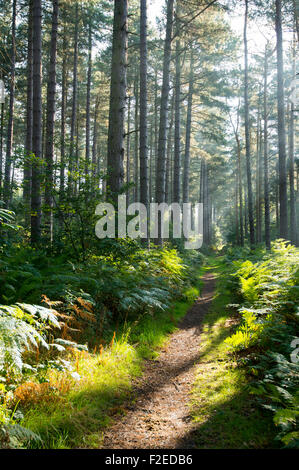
[134,74,139,203]
[106,0,128,201]
[3,0,17,207]
[155,0,174,206]
[263,44,271,250]
[293,0,299,42]
[126,93,131,203]
[173,8,181,204]
[68,1,79,196]
[60,31,67,200]
[85,16,92,177]
[183,50,194,204]
[92,95,100,183]
[244,0,255,246]
[24,0,33,224]
[31,0,42,244]
[0,101,3,199]
[44,0,59,243]
[275,0,288,240]
[139,0,149,223]
[289,38,297,245]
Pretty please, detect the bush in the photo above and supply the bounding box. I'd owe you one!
[225,240,299,447]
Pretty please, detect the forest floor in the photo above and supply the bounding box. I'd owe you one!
[99,272,216,449]
[98,257,275,450]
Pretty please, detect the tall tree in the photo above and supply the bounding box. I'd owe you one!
[244,0,255,246]
[31,0,43,244]
[289,37,297,245]
[85,14,93,177]
[155,0,174,206]
[173,7,181,204]
[263,43,271,250]
[3,0,17,206]
[183,49,194,204]
[139,0,149,226]
[44,0,59,242]
[24,0,33,223]
[275,0,288,240]
[106,0,128,200]
[68,1,79,195]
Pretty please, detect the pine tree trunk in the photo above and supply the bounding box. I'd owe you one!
[236,135,244,246]
[173,10,181,204]
[244,0,255,246]
[126,94,131,203]
[85,17,92,177]
[289,38,297,245]
[275,0,288,240]
[134,74,139,203]
[92,96,100,183]
[183,50,194,204]
[293,0,299,42]
[68,1,79,195]
[31,0,42,244]
[0,101,3,198]
[60,31,67,200]
[264,44,271,250]
[139,0,149,223]
[155,0,174,206]
[24,0,33,224]
[3,0,17,206]
[256,92,262,244]
[107,0,128,201]
[44,0,59,243]
[166,93,174,204]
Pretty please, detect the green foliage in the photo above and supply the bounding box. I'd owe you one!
[225,241,299,447]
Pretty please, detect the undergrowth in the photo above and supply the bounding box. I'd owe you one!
[190,257,276,449]
[224,241,299,448]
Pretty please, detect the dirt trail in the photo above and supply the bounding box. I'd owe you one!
[100,272,216,449]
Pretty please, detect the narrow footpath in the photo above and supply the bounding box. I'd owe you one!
[100,272,216,449]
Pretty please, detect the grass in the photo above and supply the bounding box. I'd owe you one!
[189,257,277,449]
[21,282,200,449]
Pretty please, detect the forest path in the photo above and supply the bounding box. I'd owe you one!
[100,272,216,449]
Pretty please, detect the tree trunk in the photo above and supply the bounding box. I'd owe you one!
[126,94,131,203]
[24,0,33,224]
[256,91,262,244]
[31,0,42,244]
[275,0,288,240]
[264,44,271,250]
[173,9,181,204]
[155,0,174,206]
[44,0,59,243]
[244,0,255,246]
[92,95,100,183]
[236,135,244,246]
[85,16,92,177]
[139,0,149,225]
[134,74,139,203]
[183,50,194,204]
[3,0,17,207]
[289,38,297,245]
[68,1,79,196]
[60,31,67,200]
[293,0,299,42]
[166,93,174,204]
[0,101,3,199]
[106,0,128,201]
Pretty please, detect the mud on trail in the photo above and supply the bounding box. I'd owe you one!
[100,272,216,449]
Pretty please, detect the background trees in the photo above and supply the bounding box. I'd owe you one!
[0,0,297,251]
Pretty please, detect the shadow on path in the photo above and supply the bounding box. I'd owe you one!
[99,272,216,449]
